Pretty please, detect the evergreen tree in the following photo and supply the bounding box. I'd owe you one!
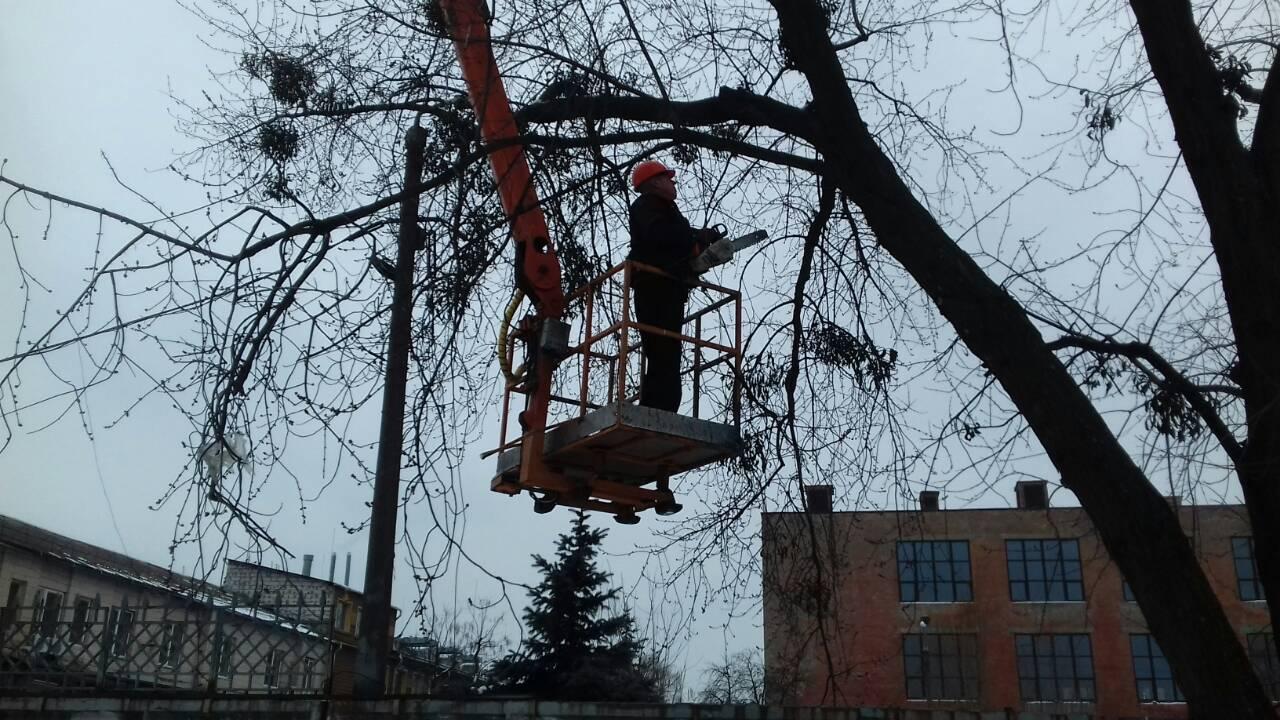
[489,511,657,701]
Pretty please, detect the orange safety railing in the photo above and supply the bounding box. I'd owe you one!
[492,262,742,462]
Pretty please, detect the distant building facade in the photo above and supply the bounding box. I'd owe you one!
[762,483,1277,717]
[0,515,436,694]
[220,557,437,694]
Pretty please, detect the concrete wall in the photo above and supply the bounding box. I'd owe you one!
[762,504,1268,718]
[0,696,1101,720]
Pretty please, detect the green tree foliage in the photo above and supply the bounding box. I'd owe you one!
[489,511,657,701]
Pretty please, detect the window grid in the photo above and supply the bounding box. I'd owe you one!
[301,658,316,690]
[1006,539,1084,602]
[264,648,282,687]
[214,632,235,677]
[897,541,973,603]
[158,622,184,668]
[107,607,134,658]
[1,581,25,630]
[33,589,64,640]
[1247,633,1280,701]
[1014,634,1095,702]
[1233,537,1264,601]
[1130,634,1184,703]
[902,633,979,700]
[70,597,93,644]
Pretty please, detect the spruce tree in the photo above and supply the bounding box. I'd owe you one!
[489,511,657,701]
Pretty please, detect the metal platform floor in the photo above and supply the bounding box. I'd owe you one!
[495,403,741,487]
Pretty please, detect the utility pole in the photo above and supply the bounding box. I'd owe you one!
[353,123,426,698]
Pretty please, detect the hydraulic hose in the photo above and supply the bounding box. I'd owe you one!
[497,290,527,383]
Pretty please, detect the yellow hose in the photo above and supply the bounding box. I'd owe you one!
[498,290,527,383]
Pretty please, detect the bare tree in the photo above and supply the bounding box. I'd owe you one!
[3,0,1280,715]
[696,649,768,705]
[410,599,509,695]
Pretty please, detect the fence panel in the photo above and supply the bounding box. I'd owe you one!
[0,600,331,693]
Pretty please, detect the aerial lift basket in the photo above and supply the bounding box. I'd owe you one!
[490,261,743,521]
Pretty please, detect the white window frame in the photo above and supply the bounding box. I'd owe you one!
[214,632,236,678]
[264,648,283,687]
[33,588,64,641]
[69,596,94,644]
[158,621,185,668]
[107,606,135,658]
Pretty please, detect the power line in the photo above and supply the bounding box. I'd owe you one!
[77,351,129,555]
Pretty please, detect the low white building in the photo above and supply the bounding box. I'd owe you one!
[0,515,333,692]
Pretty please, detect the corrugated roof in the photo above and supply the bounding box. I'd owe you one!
[0,514,205,591]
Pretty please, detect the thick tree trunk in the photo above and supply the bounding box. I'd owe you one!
[766,0,1274,716]
[1129,0,1280,643]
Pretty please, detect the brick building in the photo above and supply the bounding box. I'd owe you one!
[762,483,1277,716]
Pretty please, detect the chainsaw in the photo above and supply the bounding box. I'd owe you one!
[692,226,768,273]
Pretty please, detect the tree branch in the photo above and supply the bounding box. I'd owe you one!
[1047,335,1244,461]
[518,86,816,141]
[1236,82,1265,104]
[521,129,820,173]
[617,0,670,103]
[1128,0,1251,205]
[1251,47,1280,188]
[0,175,235,261]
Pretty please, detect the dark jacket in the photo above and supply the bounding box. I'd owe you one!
[627,193,700,293]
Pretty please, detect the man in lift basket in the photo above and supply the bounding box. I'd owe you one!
[626,160,735,413]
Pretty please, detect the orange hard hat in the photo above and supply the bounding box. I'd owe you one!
[631,160,674,190]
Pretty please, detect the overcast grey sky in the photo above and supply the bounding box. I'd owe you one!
[1,2,235,551]
[0,1,760,685]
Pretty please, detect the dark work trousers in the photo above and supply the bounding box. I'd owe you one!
[633,281,687,412]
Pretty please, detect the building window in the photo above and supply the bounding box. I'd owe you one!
[300,657,317,690]
[1233,537,1264,601]
[2,579,26,629]
[1247,633,1280,700]
[33,589,64,641]
[903,633,979,700]
[898,541,973,602]
[1130,634,1184,703]
[70,597,94,644]
[213,632,236,678]
[1014,634,1095,702]
[4,579,25,607]
[1006,539,1084,602]
[107,607,134,658]
[264,648,283,687]
[158,622,185,668]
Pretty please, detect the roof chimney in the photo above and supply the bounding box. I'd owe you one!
[302,554,314,577]
[805,485,833,513]
[1015,480,1049,510]
[344,552,352,586]
[329,552,337,582]
[919,490,940,512]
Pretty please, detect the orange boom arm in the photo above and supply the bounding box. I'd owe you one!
[438,0,564,319]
